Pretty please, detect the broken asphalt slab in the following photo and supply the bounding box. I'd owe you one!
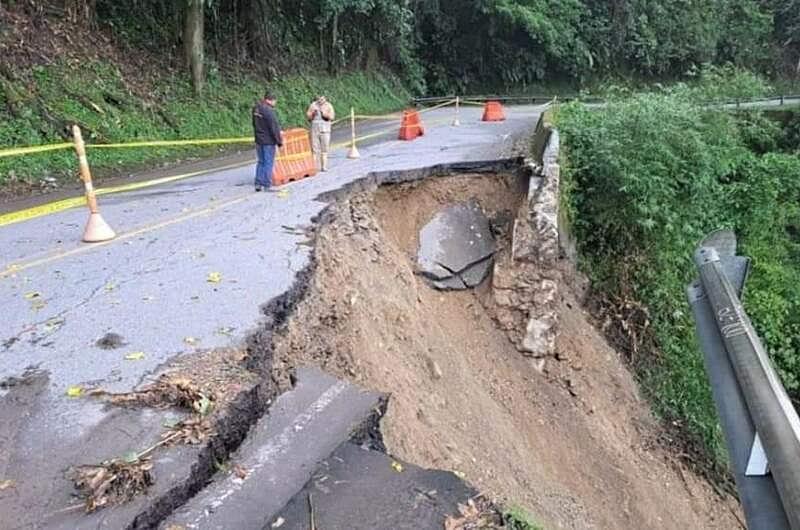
[417,199,496,290]
[270,442,476,530]
[0,105,544,527]
[162,367,383,530]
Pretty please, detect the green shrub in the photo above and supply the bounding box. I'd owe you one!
[558,87,800,462]
[503,506,543,530]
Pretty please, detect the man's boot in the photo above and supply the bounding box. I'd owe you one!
[322,153,329,172]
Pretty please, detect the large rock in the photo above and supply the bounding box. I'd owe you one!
[417,200,496,290]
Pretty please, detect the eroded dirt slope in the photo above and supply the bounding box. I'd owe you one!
[272,173,743,529]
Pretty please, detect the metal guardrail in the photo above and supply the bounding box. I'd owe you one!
[411,94,800,108]
[411,94,604,105]
[688,230,800,530]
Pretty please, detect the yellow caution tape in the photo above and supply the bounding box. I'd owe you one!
[0,196,87,226]
[353,113,404,121]
[0,109,459,228]
[87,137,253,149]
[0,143,74,159]
[417,99,458,113]
[0,159,254,228]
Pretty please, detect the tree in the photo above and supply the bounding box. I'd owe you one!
[184,0,205,94]
[66,0,97,27]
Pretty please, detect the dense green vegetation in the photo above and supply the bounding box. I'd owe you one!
[6,1,800,95]
[1,0,799,190]
[92,0,800,93]
[557,70,800,462]
[0,61,406,187]
[0,0,799,490]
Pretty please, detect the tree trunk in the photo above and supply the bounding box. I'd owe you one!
[184,0,205,95]
[330,12,339,72]
[66,0,96,28]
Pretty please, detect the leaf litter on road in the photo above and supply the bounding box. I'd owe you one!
[206,271,222,283]
[72,457,154,513]
[163,416,215,445]
[443,496,507,530]
[90,374,214,412]
[124,352,146,361]
[30,299,46,311]
[232,463,249,480]
[66,385,84,397]
[0,479,15,491]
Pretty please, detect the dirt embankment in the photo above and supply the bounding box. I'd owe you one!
[271,173,743,529]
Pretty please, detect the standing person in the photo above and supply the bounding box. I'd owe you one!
[252,91,283,192]
[306,95,335,171]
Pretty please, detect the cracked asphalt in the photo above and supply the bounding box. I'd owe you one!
[0,104,544,528]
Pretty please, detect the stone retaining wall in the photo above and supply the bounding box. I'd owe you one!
[492,112,562,357]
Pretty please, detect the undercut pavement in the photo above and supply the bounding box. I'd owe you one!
[0,104,544,528]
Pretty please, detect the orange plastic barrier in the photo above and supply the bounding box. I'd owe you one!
[482,101,506,122]
[272,128,317,186]
[398,110,425,141]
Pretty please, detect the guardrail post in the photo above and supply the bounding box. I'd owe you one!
[72,125,116,243]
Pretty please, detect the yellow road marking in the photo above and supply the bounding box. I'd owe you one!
[0,105,462,228]
[1,193,253,278]
[0,159,255,228]
[87,137,252,149]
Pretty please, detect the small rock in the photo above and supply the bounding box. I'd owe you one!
[532,358,546,373]
[565,379,578,397]
[96,332,125,350]
[426,357,443,380]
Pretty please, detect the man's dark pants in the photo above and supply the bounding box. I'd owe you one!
[255,144,276,188]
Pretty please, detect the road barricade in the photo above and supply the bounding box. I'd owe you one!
[482,101,506,122]
[272,128,317,186]
[398,110,425,141]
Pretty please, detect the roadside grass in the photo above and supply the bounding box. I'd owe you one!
[503,506,544,530]
[0,61,408,190]
[556,71,800,471]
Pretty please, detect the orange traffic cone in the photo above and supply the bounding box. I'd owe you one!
[482,101,506,122]
[72,125,116,243]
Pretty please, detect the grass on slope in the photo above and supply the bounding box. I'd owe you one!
[0,61,408,191]
[557,81,800,471]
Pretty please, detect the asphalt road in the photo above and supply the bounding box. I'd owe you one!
[0,103,545,528]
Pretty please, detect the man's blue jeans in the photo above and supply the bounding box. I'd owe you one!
[255,144,276,188]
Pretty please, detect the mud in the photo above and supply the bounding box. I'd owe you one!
[271,172,744,529]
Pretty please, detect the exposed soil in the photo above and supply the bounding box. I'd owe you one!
[271,173,744,529]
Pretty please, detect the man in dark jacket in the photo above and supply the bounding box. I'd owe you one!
[252,91,283,191]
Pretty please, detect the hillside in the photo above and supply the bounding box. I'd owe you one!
[1,0,799,200]
[2,1,800,525]
[0,4,408,197]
